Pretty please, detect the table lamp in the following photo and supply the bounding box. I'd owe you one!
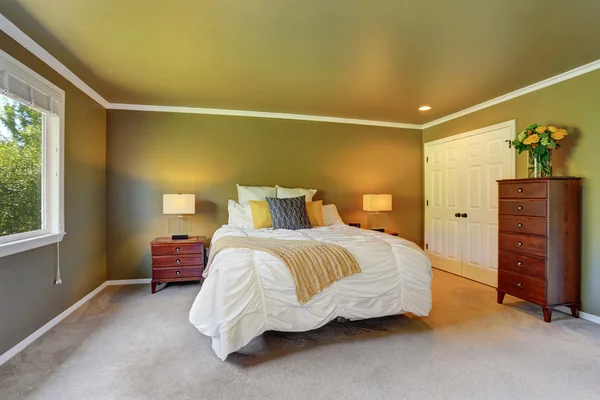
[363,194,392,231]
[163,194,195,240]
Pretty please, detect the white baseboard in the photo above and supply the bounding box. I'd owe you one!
[106,278,151,286]
[0,281,108,367]
[554,306,600,324]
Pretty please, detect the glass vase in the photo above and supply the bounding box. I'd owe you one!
[528,150,553,178]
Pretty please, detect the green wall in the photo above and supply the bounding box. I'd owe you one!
[424,69,600,316]
[0,32,107,355]
[106,111,424,280]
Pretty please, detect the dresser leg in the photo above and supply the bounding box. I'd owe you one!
[568,304,580,318]
[151,281,157,294]
[497,291,505,304]
[542,307,552,323]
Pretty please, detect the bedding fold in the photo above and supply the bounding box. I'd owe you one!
[207,236,362,304]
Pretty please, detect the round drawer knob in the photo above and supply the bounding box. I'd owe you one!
[176,271,181,276]
[518,223,523,228]
[518,205,523,210]
[517,261,523,267]
[175,247,181,252]
[518,188,523,193]
[517,282,523,288]
[518,241,523,247]
[176,259,181,264]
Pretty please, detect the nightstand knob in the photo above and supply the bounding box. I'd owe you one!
[517,241,523,247]
[518,188,523,193]
[176,259,181,264]
[518,205,523,210]
[175,247,181,252]
[176,270,181,276]
[518,223,523,228]
[517,282,523,288]
[517,261,523,267]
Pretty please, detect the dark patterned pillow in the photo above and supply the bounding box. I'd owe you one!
[266,195,312,230]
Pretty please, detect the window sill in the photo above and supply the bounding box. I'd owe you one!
[0,232,65,258]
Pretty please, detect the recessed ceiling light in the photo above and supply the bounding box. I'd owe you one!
[419,105,432,111]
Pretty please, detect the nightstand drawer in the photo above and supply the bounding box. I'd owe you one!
[499,251,546,279]
[153,267,203,280]
[499,216,547,236]
[499,232,546,257]
[498,270,546,303]
[499,182,547,199]
[152,255,203,268]
[151,243,204,255]
[499,200,547,218]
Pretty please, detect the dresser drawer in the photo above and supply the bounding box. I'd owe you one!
[498,270,546,303]
[151,243,203,256]
[499,251,546,279]
[499,232,546,257]
[499,182,547,199]
[152,255,203,268]
[498,216,547,236]
[499,200,547,218]
[153,267,203,280]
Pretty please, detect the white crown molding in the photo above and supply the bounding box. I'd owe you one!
[0,12,110,108]
[422,58,600,130]
[108,103,423,130]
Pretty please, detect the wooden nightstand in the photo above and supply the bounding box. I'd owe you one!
[150,236,205,293]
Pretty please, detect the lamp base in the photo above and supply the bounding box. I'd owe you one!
[171,234,189,240]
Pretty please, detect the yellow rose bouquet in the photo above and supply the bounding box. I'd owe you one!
[511,123,568,177]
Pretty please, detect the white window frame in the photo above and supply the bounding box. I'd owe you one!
[0,49,65,258]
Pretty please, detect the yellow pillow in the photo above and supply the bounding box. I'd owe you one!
[248,200,272,229]
[306,200,324,227]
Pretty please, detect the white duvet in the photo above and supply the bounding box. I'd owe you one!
[189,225,432,360]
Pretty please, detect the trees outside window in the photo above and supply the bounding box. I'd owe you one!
[0,96,43,237]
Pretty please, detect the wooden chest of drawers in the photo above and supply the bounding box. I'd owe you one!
[496,177,581,322]
[150,236,205,293]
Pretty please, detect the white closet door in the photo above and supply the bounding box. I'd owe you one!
[460,126,514,286]
[424,121,515,287]
[426,140,463,276]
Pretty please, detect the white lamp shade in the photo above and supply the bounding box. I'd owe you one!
[163,194,195,214]
[363,194,392,212]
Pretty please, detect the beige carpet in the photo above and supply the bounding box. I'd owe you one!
[1,269,600,400]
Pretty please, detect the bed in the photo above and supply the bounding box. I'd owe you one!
[189,222,432,360]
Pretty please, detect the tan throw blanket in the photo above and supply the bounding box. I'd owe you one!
[206,236,361,304]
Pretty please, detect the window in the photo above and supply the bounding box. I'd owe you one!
[0,49,64,258]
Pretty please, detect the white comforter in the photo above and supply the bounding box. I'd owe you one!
[189,225,432,360]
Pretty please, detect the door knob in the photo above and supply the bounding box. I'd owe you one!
[517,282,523,288]
[518,223,523,228]
[176,271,181,276]
[455,213,461,218]
[518,205,523,210]
[518,188,524,193]
[518,241,523,247]
[461,213,468,218]
[517,261,523,267]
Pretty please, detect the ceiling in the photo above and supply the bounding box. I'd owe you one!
[1,0,600,124]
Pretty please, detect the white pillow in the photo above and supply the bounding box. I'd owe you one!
[227,200,254,229]
[322,204,344,226]
[236,184,276,205]
[276,185,317,202]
